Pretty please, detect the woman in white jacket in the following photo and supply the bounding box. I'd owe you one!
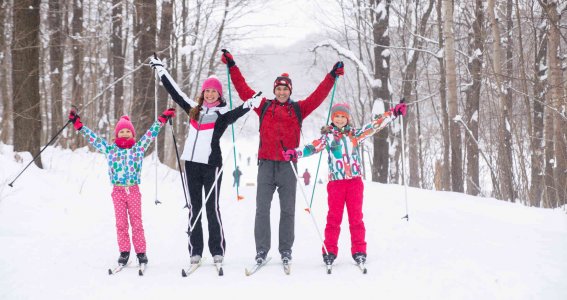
[150,57,260,265]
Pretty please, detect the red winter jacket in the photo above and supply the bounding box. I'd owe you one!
[229,66,336,161]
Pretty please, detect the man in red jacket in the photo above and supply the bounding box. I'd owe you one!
[221,50,344,265]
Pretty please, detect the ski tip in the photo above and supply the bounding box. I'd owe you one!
[304,207,311,213]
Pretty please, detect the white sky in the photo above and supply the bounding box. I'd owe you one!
[231,0,337,49]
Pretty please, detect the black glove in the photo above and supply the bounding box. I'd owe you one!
[330,61,344,78]
[221,49,236,68]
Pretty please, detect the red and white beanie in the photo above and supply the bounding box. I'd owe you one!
[331,103,351,122]
[201,75,223,97]
[114,115,136,137]
[273,73,292,95]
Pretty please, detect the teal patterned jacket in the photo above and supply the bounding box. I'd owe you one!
[297,111,396,181]
[78,121,163,186]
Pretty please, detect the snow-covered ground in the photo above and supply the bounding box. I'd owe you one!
[0,137,566,300]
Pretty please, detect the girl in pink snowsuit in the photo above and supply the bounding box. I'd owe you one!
[285,101,406,265]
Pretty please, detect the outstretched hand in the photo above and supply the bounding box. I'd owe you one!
[244,93,263,109]
[149,56,164,69]
[330,61,344,78]
[221,49,236,68]
[68,109,83,130]
[391,99,407,117]
[158,108,176,124]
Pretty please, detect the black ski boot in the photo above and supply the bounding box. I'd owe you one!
[255,251,267,263]
[118,251,130,265]
[352,252,367,264]
[323,253,337,265]
[280,250,292,263]
[136,253,148,264]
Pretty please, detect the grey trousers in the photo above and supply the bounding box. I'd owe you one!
[255,160,297,255]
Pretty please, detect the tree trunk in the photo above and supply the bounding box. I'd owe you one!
[542,1,566,208]
[49,0,64,140]
[401,0,434,188]
[132,0,157,154]
[370,0,391,183]
[464,0,483,196]
[530,24,547,207]
[436,0,451,191]
[0,0,12,144]
[112,0,125,119]
[157,0,173,164]
[443,0,463,192]
[12,0,42,167]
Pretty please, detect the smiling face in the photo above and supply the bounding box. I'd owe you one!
[332,114,348,129]
[117,128,133,139]
[274,86,291,103]
[203,88,220,104]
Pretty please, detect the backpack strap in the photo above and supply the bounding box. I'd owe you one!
[258,100,273,132]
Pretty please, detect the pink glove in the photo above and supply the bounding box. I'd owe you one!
[391,102,407,117]
[282,149,298,161]
[68,109,83,130]
[158,108,176,124]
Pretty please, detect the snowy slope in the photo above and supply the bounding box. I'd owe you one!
[0,139,566,300]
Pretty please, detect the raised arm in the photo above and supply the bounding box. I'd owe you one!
[297,134,329,158]
[150,57,197,114]
[297,61,344,118]
[353,101,407,143]
[136,108,176,151]
[68,109,109,153]
[221,50,266,115]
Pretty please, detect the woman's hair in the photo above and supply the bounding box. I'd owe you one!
[189,92,205,121]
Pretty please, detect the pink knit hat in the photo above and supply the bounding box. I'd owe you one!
[114,115,136,137]
[331,103,351,122]
[201,75,223,97]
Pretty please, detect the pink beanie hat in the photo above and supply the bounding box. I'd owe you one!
[201,75,223,97]
[114,115,136,137]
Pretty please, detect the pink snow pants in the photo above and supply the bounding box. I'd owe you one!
[322,177,366,256]
[111,185,146,253]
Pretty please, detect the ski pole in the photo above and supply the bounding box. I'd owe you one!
[288,160,330,255]
[308,77,339,210]
[399,109,409,221]
[153,52,161,205]
[224,50,243,200]
[169,118,190,209]
[8,120,72,187]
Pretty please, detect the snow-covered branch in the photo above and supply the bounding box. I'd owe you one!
[311,39,381,88]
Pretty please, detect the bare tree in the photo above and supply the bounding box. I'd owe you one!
[464,0,483,196]
[540,0,566,208]
[131,0,157,151]
[443,0,463,192]
[399,0,435,188]
[12,0,42,167]
[156,0,173,163]
[48,0,64,139]
[436,0,451,191]
[112,0,125,119]
[370,0,392,183]
[0,0,12,144]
